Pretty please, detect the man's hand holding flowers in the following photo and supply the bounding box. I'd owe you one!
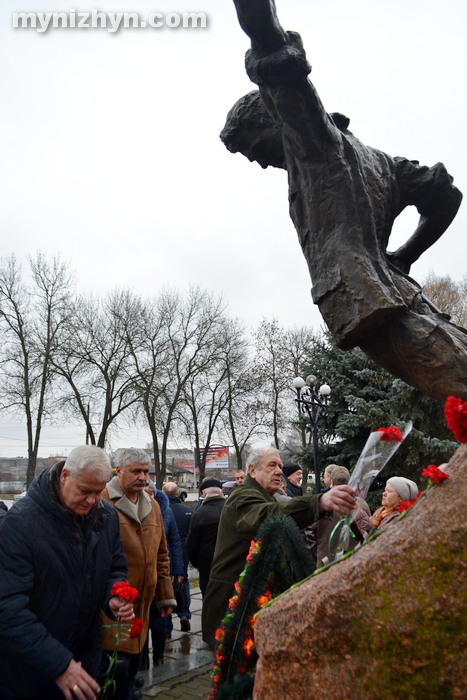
[108,597,135,622]
[319,485,356,515]
[108,581,137,621]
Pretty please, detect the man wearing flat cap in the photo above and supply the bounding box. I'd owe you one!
[282,463,303,498]
[185,478,225,597]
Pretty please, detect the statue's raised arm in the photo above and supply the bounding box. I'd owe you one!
[232,0,287,52]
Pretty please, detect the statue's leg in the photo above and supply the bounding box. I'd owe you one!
[359,310,467,402]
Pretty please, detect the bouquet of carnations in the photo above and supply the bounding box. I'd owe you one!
[99,581,144,700]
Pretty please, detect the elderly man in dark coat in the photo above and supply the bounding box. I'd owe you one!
[186,478,225,596]
[0,445,133,700]
[282,463,303,497]
[201,447,356,648]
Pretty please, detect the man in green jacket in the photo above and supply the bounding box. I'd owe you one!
[202,447,356,647]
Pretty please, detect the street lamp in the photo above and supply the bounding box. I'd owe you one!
[293,375,331,493]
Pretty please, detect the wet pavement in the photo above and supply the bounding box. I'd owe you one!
[140,588,215,699]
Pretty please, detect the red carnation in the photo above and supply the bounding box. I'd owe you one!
[111,581,139,603]
[129,618,144,639]
[398,492,423,513]
[421,464,450,484]
[444,396,467,443]
[377,426,403,442]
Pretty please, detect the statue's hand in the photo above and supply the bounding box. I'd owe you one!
[232,0,287,51]
[386,251,411,275]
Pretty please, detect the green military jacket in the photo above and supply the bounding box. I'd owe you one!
[202,474,321,647]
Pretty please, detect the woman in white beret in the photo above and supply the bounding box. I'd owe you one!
[357,476,418,535]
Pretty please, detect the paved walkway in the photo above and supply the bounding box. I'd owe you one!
[140,588,215,699]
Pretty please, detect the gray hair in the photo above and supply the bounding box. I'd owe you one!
[64,445,110,480]
[330,466,350,485]
[203,486,224,498]
[246,446,281,470]
[325,464,342,480]
[112,447,151,470]
[162,482,179,496]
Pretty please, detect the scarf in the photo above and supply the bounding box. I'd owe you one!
[372,504,399,528]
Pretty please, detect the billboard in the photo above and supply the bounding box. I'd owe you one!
[197,445,229,470]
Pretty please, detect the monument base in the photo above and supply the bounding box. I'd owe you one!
[253,444,467,699]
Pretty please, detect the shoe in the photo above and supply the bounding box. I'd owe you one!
[153,656,164,666]
[180,616,191,632]
[132,691,142,700]
[134,676,144,688]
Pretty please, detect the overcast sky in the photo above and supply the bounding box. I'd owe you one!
[0,0,466,457]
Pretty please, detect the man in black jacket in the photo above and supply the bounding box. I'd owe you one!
[186,478,225,596]
[282,463,303,498]
[0,445,133,700]
[163,482,193,631]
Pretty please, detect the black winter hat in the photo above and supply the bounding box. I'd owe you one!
[282,463,302,478]
[200,478,223,490]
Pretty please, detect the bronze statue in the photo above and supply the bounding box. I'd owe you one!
[221,0,466,402]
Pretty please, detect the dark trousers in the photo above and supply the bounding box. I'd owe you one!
[98,650,141,700]
[8,688,66,700]
[178,575,191,619]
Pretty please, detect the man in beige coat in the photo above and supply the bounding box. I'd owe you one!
[100,448,175,700]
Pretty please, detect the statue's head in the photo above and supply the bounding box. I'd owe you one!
[220,90,285,170]
[220,91,351,169]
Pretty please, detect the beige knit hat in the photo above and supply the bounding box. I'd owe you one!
[387,476,418,501]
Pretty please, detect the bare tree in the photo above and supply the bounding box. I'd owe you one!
[51,289,139,448]
[220,327,268,469]
[253,319,289,449]
[178,315,251,482]
[422,271,467,328]
[253,319,309,449]
[129,287,229,487]
[125,293,172,486]
[281,326,319,486]
[250,319,320,484]
[226,392,269,469]
[0,253,74,485]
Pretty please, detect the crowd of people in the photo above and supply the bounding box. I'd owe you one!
[0,442,424,699]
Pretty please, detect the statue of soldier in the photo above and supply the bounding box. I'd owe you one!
[221,0,466,402]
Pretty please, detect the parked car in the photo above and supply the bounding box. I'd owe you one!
[222,481,236,496]
[178,487,188,501]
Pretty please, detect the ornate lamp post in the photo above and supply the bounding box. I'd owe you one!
[293,375,331,494]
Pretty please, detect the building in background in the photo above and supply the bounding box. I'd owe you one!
[0,456,66,493]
